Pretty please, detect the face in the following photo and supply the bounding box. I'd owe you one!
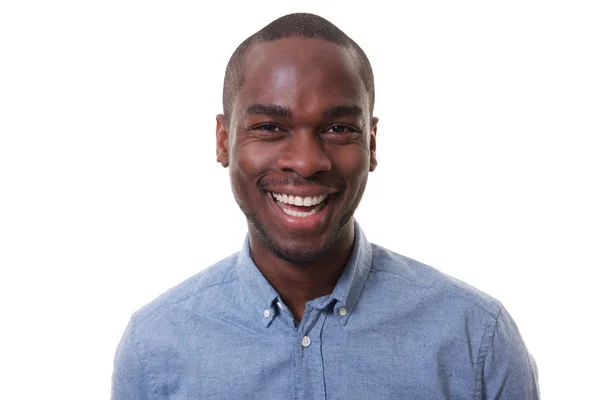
[216,38,377,264]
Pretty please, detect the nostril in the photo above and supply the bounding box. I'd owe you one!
[275,133,332,176]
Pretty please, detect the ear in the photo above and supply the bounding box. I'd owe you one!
[369,117,378,172]
[216,114,230,168]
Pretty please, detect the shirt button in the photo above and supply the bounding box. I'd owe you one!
[263,309,271,318]
[276,302,283,309]
[301,336,311,347]
[339,307,347,316]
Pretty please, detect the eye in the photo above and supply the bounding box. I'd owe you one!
[254,123,284,133]
[324,125,359,134]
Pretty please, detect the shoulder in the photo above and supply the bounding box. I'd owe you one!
[112,253,243,396]
[369,243,502,321]
[367,244,539,397]
[130,252,240,328]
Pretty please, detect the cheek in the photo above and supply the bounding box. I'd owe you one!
[330,147,371,205]
[332,146,371,180]
[230,144,276,193]
[240,143,276,171]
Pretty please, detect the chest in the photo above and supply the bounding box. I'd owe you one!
[147,312,479,400]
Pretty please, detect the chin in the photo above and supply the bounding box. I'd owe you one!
[265,218,354,265]
[269,241,331,265]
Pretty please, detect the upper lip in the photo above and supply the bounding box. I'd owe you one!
[265,187,338,197]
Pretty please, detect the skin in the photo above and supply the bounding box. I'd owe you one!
[215,37,378,321]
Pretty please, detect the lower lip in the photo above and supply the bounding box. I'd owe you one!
[266,193,335,230]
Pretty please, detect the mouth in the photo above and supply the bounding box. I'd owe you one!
[265,190,335,229]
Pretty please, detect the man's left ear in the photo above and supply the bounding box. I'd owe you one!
[369,117,378,172]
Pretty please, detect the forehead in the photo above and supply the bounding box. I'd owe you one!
[233,38,367,118]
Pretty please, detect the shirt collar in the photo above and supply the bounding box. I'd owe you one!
[327,221,372,325]
[235,220,373,327]
[236,238,280,327]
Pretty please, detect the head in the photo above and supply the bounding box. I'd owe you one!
[216,13,378,264]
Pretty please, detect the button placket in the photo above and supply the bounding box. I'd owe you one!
[301,335,311,347]
[297,304,329,399]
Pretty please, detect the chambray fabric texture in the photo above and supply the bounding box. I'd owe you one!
[112,223,539,399]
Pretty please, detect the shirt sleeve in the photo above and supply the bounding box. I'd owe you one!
[479,306,540,399]
[111,317,152,400]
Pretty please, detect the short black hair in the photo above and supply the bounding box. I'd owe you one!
[222,13,375,120]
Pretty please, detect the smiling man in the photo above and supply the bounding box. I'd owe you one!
[112,13,539,399]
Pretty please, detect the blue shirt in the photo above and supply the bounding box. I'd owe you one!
[112,223,539,399]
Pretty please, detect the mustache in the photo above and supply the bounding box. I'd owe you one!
[259,174,342,189]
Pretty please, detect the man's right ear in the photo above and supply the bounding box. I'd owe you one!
[216,114,229,168]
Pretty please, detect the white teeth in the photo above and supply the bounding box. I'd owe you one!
[270,191,330,218]
[281,207,319,218]
[271,192,328,207]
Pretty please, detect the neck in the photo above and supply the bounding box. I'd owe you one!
[248,221,355,321]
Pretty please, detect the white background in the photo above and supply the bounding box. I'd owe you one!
[1,1,598,398]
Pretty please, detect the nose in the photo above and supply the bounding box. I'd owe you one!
[276,130,332,177]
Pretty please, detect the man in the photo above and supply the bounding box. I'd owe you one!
[112,13,539,399]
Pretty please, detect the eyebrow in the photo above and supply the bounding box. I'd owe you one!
[245,104,291,118]
[244,103,364,120]
[323,104,364,119]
